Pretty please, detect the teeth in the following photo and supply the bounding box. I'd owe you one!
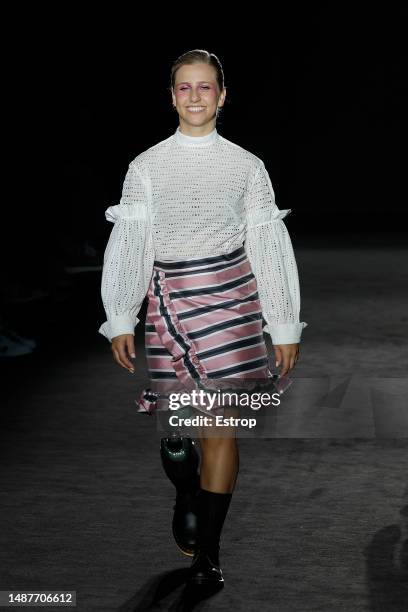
[187,107,205,112]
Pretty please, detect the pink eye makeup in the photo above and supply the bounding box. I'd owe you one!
[177,84,212,91]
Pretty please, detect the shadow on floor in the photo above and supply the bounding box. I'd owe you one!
[119,566,224,611]
[365,491,408,612]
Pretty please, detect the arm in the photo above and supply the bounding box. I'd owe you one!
[243,160,308,345]
[98,161,155,343]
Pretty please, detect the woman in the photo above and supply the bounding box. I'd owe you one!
[98,49,308,589]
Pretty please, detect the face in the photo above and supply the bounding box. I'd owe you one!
[172,63,226,132]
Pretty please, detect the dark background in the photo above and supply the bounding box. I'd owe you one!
[15,15,398,237]
[7,8,405,232]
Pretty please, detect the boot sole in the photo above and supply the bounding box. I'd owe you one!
[188,575,224,586]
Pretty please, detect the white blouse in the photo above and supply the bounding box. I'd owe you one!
[98,126,308,345]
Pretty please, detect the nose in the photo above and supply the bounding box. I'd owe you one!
[189,87,202,101]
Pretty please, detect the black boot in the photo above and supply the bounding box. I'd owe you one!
[160,434,200,556]
[188,488,233,587]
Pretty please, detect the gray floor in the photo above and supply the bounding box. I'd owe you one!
[1,247,407,611]
[292,247,408,378]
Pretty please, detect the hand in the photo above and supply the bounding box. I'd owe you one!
[111,334,136,373]
[273,343,300,377]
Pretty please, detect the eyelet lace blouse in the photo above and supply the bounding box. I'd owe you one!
[98,126,308,345]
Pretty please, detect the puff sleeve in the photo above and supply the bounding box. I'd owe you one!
[244,160,308,345]
[98,160,155,342]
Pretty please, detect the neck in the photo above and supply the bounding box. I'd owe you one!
[174,125,219,147]
[178,118,216,137]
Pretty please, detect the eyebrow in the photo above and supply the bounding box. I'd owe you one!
[177,81,212,85]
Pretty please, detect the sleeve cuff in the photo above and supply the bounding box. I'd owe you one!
[263,321,308,344]
[98,314,140,342]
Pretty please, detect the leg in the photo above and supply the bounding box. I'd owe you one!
[188,414,239,586]
[196,405,240,494]
[197,434,239,494]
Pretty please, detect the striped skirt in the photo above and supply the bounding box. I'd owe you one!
[138,245,272,415]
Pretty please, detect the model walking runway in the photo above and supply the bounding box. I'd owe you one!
[98,49,307,591]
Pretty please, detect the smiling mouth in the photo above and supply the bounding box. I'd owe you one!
[186,107,206,112]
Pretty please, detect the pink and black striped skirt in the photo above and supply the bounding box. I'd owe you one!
[138,245,272,415]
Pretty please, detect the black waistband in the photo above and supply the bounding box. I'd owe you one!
[154,246,245,270]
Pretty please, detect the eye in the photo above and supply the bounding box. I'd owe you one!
[179,85,210,90]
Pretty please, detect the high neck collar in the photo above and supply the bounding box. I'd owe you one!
[174,125,219,147]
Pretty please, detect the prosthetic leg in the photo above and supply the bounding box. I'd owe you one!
[160,412,201,556]
[138,389,201,556]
